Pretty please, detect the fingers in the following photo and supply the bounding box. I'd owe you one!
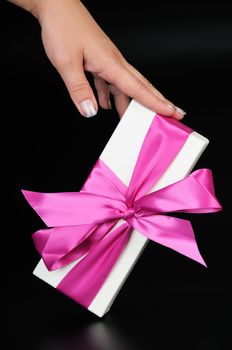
[117,67,175,116]
[55,48,186,121]
[125,63,186,120]
[93,75,111,110]
[109,85,130,118]
[103,60,186,120]
[125,63,166,100]
[58,60,98,118]
[93,74,130,117]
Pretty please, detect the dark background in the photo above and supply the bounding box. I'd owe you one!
[2,1,231,349]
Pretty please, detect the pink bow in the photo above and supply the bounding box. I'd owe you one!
[22,115,222,307]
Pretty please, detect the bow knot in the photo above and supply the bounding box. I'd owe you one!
[121,204,135,220]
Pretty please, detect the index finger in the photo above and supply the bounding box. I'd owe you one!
[106,63,183,119]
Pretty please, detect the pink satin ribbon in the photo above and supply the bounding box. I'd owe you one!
[22,115,222,308]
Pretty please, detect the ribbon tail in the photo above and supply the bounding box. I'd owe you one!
[131,215,207,267]
[57,222,132,308]
[33,220,117,271]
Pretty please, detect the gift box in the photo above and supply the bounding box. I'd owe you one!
[22,99,221,317]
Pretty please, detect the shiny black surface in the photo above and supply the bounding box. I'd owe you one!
[2,1,231,349]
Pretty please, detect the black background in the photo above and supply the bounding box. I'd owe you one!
[2,1,232,349]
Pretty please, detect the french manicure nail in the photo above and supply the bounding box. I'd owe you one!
[80,99,97,117]
[167,103,176,111]
[175,106,186,116]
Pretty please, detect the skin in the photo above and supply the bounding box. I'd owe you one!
[8,0,186,119]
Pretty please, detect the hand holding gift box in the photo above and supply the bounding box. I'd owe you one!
[22,100,222,317]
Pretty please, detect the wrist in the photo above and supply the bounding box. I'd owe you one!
[8,0,42,15]
[29,0,52,21]
[29,0,82,23]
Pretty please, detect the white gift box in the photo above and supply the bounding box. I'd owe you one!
[33,99,208,317]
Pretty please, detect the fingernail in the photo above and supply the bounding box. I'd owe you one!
[80,99,97,117]
[167,103,176,111]
[175,106,186,116]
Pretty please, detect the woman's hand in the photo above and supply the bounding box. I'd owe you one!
[11,0,187,119]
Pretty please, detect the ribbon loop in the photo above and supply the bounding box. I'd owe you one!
[134,168,221,215]
[22,190,126,227]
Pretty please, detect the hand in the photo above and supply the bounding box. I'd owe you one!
[29,0,186,119]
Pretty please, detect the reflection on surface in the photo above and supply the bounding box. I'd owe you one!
[36,315,147,350]
[7,290,231,350]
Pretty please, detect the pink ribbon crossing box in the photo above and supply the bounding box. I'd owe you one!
[22,99,221,317]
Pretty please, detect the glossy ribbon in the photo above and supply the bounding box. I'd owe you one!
[22,115,222,307]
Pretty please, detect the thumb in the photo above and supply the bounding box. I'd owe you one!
[58,63,98,118]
